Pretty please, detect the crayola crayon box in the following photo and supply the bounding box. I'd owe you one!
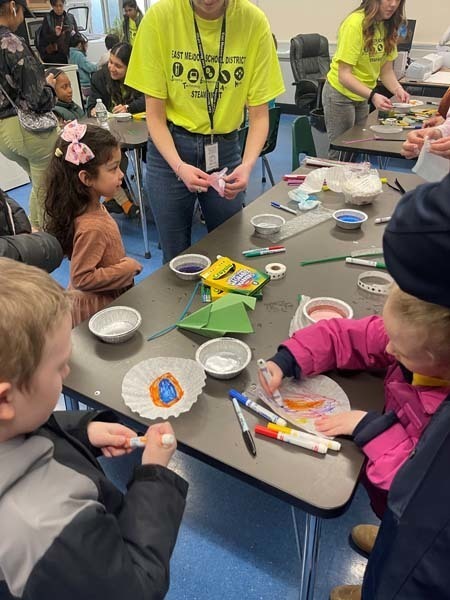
[200,256,269,296]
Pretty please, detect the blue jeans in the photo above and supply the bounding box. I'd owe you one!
[146,126,244,263]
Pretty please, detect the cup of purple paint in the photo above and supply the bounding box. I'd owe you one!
[169,253,211,281]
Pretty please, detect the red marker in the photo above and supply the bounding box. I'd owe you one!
[255,425,328,454]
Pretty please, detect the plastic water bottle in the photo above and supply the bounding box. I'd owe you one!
[95,99,108,128]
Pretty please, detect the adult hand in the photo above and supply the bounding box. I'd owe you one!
[55,25,62,36]
[393,86,410,104]
[424,115,445,128]
[46,73,57,89]
[112,104,128,114]
[314,410,367,437]
[178,162,210,193]
[258,360,283,397]
[372,93,393,111]
[142,422,177,467]
[223,162,252,200]
[90,107,97,117]
[87,421,137,457]
[429,136,450,159]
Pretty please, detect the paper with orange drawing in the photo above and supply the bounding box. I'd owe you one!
[256,375,350,436]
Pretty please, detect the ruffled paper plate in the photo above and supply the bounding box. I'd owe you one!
[257,375,350,435]
[122,357,206,419]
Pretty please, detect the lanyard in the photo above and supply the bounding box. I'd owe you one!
[190,1,226,133]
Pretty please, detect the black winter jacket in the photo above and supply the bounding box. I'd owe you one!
[87,65,145,116]
[0,411,188,600]
[363,396,450,599]
[0,188,62,272]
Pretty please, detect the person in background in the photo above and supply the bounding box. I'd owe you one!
[37,0,78,64]
[87,42,143,218]
[402,86,450,159]
[122,0,143,46]
[323,0,410,159]
[260,173,450,599]
[126,0,285,263]
[0,257,187,600]
[68,32,97,98]
[44,122,142,326]
[0,0,59,230]
[45,68,84,123]
[97,32,120,67]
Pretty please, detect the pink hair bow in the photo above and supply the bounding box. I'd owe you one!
[61,120,95,165]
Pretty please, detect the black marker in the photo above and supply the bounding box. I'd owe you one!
[231,397,256,457]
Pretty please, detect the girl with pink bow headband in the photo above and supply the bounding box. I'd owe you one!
[44,122,142,326]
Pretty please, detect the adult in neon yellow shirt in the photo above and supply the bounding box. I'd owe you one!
[126,0,285,263]
[323,0,410,160]
[122,0,143,46]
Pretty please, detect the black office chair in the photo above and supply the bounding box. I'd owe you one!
[290,33,330,115]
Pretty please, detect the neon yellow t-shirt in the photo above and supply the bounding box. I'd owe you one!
[128,18,138,46]
[327,10,398,102]
[126,0,285,134]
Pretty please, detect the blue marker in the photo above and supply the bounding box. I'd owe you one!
[229,389,287,426]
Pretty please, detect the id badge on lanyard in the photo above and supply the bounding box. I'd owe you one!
[205,139,219,172]
[191,2,226,172]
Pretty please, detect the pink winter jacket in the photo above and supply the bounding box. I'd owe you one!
[282,315,450,493]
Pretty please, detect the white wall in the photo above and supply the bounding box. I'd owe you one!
[257,0,447,46]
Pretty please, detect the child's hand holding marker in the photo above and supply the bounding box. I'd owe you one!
[87,422,138,458]
[141,422,177,468]
[257,359,284,405]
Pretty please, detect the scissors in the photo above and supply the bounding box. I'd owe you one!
[386,177,406,195]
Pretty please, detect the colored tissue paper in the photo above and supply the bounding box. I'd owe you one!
[207,167,228,197]
[412,139,450,183]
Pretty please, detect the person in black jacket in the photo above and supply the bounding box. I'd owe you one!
[87,42,143,218]
[0,187,62,272]
[37,0,78,64]
[87,42,144,117]
[0,257,188,600]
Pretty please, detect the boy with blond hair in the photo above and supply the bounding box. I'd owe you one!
[0,257,187,600]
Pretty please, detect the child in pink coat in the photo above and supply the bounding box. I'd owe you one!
[262,173,450,599]
[261,291,450,518]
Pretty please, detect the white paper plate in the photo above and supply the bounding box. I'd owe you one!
[370,125,403,134]
[114,112,132,120]
[257,375,350,436]
[122,357,206,419]
[407,99,424,107]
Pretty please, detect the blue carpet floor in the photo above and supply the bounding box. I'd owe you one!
[7,114,415,599]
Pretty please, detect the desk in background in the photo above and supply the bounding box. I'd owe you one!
[63,169,423,600]
[330,96,441,164]
[402,67,450,96]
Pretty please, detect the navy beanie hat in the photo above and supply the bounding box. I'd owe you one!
[383,172,450,308]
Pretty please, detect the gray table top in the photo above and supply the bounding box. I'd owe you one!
[63,169,424,517]
[85,116,148,148]
[330,97,441,158]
